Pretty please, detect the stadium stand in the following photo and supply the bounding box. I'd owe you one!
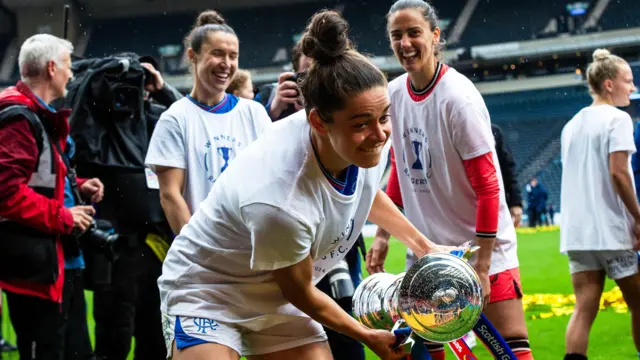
[458,0,569,46]
[84,0,465,70]
[535,155,563,209]
[598,0,640,31]
[484,85,592,122]
[343,0,464,56]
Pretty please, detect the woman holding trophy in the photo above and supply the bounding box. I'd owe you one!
[158,9,452,360]
[367,0,534,359]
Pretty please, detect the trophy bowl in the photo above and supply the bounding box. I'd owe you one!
[353,252,483,343]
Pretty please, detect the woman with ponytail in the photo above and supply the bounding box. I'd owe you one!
[146,10,271,235]
[561,48,639,360]
[158,9,449,360]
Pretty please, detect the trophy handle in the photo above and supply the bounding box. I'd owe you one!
[392,320,415,353]
[473,314,518,359]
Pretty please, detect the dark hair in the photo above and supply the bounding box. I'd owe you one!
[291,41,303,73]
[387,0,446,59]
[299,10,387,123]
[184,10,237,54]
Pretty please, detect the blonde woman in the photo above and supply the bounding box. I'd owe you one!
[560,48,639,360]
[227,69,255,99]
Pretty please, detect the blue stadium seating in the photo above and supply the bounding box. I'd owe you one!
[535,155,562,211]
[84,0,466,70]
[458,0,567,47]
[85,2,335,70]
[598,0,640,31]
[79,0,640,71]
[493,117,567,172]
[484,85,592,122]
[343,0,465,57]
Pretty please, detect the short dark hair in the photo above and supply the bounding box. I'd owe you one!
[184,10,236,54]
[299,10,387,123]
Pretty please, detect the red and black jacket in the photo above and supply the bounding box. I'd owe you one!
[0,81,84,303]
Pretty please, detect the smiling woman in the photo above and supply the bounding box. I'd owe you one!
[144,10,272,235]
[154,9,450,360]
[185,11,239,102]
[366,1,535,360]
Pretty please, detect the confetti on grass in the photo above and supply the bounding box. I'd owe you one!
[524,287,627,320]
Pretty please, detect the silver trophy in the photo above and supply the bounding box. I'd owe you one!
[353,251,483,344]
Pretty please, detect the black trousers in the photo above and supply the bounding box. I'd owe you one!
[93,243,164,360]
[5,290,64,360]
[59,269,95,360]
[528,208,541,227]
[316,240,365,360]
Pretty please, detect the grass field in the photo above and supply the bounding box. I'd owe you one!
[1,229,636,359]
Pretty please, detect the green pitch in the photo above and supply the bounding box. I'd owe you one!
[1,230,635,359]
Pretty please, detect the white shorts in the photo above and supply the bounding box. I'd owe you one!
[161,313,327,358]
[568,250,639,280]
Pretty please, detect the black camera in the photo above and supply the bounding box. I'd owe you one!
[285,72,299,84]
[282,71,307,118]
[70,218,123,262]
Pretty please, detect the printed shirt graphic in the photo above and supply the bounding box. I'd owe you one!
[388,70,518,276]
[560,105,637,252]
[145,94,271,213]
[158,110,390,329]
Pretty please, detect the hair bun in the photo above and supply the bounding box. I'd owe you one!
[196,10,226,27]
[592,48,611,62]
[301,10,351,65]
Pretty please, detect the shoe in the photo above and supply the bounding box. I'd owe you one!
[0,338,18,352]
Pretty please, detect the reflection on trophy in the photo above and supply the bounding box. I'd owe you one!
[411,140,423,170]
[354,249,519,359]
[353,251,483,344]
[217,146,233,173]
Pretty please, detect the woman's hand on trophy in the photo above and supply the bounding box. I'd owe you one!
[473,266,491,307]
[428,244,462,254]
[363,329,409,360]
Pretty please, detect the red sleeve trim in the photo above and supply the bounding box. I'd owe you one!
[462,152,500,237]
[76,177,88,187]
[385,147,404,209]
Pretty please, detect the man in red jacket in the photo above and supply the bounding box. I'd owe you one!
[0,34,102,360]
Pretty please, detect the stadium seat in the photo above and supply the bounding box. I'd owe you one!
[459,0,576,46]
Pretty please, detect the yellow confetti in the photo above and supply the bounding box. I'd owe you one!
[515,225,560,235]
[523,287,627,320]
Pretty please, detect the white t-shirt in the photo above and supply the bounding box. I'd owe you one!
[145,94,271,213]
[158,110,390,330]
[560,104,637,252]
[389,69,518,276]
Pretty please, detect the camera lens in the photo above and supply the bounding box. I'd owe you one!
[327,260,354,300]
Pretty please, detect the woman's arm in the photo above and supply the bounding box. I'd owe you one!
[272,255,404,359]
[367,189,436,258]
[156,165,191,235]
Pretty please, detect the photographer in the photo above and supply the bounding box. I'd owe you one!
[64,52,181,360]
[0,34,101,359]
[255,42,311,121]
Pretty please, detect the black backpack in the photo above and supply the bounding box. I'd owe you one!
[0,106,59,284]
